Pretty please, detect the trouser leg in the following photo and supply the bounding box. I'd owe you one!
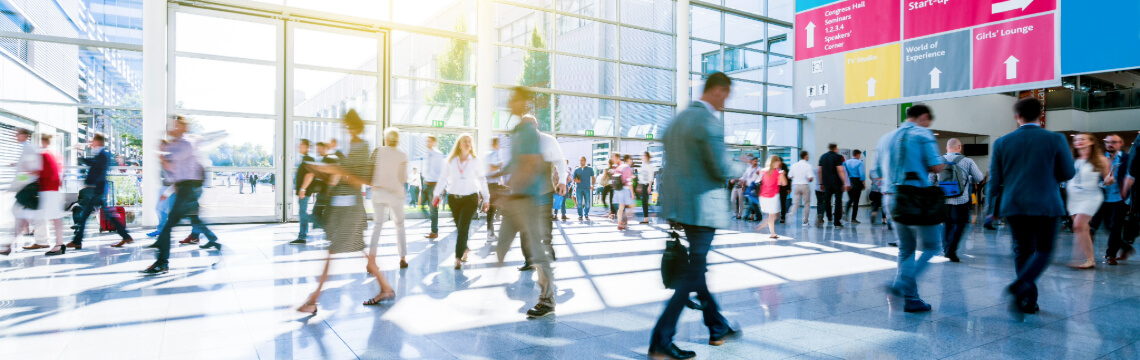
[298,196,311,239]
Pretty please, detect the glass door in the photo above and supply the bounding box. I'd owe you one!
[284,22,386,221]
[726,146,762,178]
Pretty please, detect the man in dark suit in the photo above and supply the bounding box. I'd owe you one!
[987,98,1075,314]
[68,133,134,249]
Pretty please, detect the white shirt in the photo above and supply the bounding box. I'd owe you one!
[696,100,719,117]
[433,156,490,199]
[739,164,759,184]
[485,148,505,185]
[637,163,657,185]
[422,148,444,182]
[539,133,566,185]
[789,160,815,185]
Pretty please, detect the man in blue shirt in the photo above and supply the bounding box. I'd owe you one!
[843,150,867,223]
[1092,134,1133,264]
[494,87,556,319]
[573,156,595,220]
[871,104,945,313]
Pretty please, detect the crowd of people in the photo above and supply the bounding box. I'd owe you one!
[4,71,1140,359]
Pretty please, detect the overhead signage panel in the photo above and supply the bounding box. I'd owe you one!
[793,0,1060,114]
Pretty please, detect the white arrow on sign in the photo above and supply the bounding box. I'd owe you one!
[809,99,826,108]
[1004,55,1019,80]
[929,67,942,89]
[806,22,816,49]
[992,0,1034,14]
[867,77,877,97]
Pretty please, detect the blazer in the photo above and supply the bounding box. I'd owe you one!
[370,145,408,204]
[80,147,112,191]
[987,125,1076,218]
[658,101,732,229]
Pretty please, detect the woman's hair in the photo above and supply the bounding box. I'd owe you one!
[643,151,651,159]
[1072,133,1109,174]
[764,155,782,170]
[622,154,632,163]
[447,134,477,162]
[383,127,399,147]
[343,109,365,135]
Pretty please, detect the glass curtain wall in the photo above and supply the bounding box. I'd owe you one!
[689,1,799,154]
[0,0,145,230]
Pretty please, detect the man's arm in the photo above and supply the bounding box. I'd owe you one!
[837,165,851,191]
[986,143,1004,217]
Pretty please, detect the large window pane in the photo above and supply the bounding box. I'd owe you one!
[767,85,792,114]
[191,115,277,167]
[621,27,673,68]
[199,171,276,218]
[392,79,475,128]
[725,0,766,16]
[766,116,799,147]
[725,47,765,82]
[496,47,551,88]
[554,55,617,96]
[555,95,616,136]
[3,0,143,45]
[689,5,721,42]
[285,0,390,20]
[621,0,674,33]
[691,40,721,74]
[293,28,378,72]
[493,88,553,131]
[767,55,792,86]
[175,57,276,114]
[175,12,276,61]
[621,64,673,102]
[725,13,765,50]
[724,80,763,112]
[495,4,554,50]
[556,17,617,60]
[725,112,762,145]
[294,121,377,157]
[767,23,792,56]
[620,102,672,139]
[0,39,142,107]
[293,69,378,120]
[559,0,618,21]
[393,0,476,33]
[769,0,795,23]
[393,31,475,82]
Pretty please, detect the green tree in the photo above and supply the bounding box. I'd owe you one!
[428,17,473,127]
[518,27,553,132]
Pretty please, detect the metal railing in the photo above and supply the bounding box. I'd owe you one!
[1045,88,1140,112]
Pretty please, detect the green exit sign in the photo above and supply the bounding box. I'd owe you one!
[432,120,445,128]
[585,130,594,136]
[744,140,751,145]
[645,134,654,140]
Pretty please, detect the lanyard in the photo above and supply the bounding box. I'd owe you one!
[457,158,470,178]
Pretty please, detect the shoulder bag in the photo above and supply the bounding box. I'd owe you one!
[661,230,688,289]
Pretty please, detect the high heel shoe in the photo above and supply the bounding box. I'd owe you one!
[297,301,318,315]
[45,245,66,256]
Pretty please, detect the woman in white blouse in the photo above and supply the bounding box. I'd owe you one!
[433,134,490,269]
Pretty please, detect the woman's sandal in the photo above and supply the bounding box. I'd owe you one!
[363,292,396,306]
[297,301,318,315]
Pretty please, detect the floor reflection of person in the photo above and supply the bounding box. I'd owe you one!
[651,72,741,359]
[297,109,395,314]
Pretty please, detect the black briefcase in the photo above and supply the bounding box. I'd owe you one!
[661,231,689,289]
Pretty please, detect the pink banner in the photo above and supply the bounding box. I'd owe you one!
[795,0,900,61]
[972,14,1055,89]
[905,0,1056,39]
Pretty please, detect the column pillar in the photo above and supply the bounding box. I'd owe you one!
[476,0,495,150]
[676,0,691,109]
[141,0,167,227]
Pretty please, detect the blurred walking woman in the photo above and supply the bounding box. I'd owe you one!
[433,134,490,270]
[754,155,788,239]
[371,128,409,269]
[298,110,395,314]
[614,154,636,230]
[1067,133,1109,270]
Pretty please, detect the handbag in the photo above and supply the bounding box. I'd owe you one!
[661,230,688,289]
[15,182,39,210]
[889,127,947,226]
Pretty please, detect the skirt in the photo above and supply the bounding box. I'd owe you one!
[759,195,781,214]
[325,198,367,254]
[614,188,636,205]
[37,191,64,221]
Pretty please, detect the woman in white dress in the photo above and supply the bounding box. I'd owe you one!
[1067,133,1112,269]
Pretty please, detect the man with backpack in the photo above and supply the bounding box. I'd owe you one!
[938,138,985,262]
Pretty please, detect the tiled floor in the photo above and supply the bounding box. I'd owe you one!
[2,210,1139,360]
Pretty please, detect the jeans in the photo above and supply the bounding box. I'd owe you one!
[407,185,420,205]
[1093,201,1132,258]
[869,191,884,222]
[821,185,844,224]
[449,194,479,259]
[576,187,592,218]
[71,189,131,245]
[942,203,971,257]
[156,181,216,265]
[815,190,832,221]
[650,224,729,350]
[423,183,439,233]
[297,195,313,239]
[638,184,651,220]
[890,217,940,300]
[555,194,567,216]
[791,185,812,223]
[496,195,555,307]
[846,179,864,220]
[1006,216,1059,308]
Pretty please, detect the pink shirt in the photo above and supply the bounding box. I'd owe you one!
[759,168,781,198]
[615,164,634,187]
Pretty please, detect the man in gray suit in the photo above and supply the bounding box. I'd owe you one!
[649,72,740,359]
[988,98,1075,314]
